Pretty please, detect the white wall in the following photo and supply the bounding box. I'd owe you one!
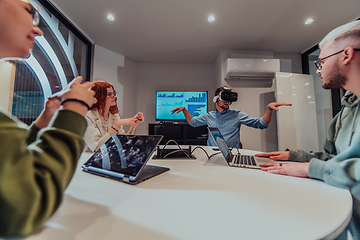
[93,50,215,135]
[116,57,138,129]
[92,45,303,151]
[136,63,215,135]
[93,44,125,96]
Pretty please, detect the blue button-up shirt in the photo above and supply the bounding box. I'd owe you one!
[189,109,268,148]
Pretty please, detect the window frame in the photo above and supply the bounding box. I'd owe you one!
[37,0,93,82]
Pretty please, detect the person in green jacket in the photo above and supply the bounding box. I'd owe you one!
[256,20,360,239]
[0,0,97,237]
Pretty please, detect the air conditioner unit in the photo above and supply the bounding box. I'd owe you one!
[223,58,280,80]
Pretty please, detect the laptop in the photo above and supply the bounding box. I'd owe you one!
[82,134,170,185]
[208,127,261,169]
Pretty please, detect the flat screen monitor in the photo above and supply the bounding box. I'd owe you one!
[156,91,208,121]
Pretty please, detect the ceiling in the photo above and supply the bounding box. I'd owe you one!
[49,0,360,63]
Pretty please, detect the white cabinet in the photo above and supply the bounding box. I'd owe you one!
[275,72,320,152]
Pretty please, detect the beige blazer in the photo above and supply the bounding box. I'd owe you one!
[83,109,125,152]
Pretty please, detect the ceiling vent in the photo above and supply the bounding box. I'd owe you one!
[223,58,280,80]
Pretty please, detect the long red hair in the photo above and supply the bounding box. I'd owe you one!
[90,81,119,116]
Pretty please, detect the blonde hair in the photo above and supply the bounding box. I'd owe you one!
[319,20,360,49]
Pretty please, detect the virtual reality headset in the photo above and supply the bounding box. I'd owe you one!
[213,90,238,103]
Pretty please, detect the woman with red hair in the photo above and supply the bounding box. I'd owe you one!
[84,80,144,152]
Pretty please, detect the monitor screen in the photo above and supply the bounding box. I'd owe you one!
[156,91,208,121]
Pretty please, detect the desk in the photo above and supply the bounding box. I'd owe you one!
[26,147,352,240]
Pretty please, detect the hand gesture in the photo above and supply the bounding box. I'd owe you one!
[34,96,61,129]
[134,112,144,123]
[52,76,96,116]
[255,151,290,161]
[267,102,292,111]
[171,107,185,114]
[54,76,96,106]
[116,118,138,127]
[259,162,309,178]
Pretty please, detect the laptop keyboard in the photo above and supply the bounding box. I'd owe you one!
[233,155,257,167]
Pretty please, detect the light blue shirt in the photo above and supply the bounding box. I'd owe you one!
[189,109,268,148]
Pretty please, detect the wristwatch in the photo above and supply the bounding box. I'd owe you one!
[266,106,273,110]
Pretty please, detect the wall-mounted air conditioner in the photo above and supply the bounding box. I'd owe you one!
[223,58,280,80]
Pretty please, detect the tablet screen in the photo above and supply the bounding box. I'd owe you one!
[83,135,162,177]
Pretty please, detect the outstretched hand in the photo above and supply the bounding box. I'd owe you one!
[134,112,144,123]
[34,97,61,129]
[171,107,185,114]
[267,102,292,111]
[116,118,138,127]
[259,162,309,178]
[255,151,290,161]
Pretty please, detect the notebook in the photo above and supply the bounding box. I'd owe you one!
[208,127,261,169]
[82,134,170,185]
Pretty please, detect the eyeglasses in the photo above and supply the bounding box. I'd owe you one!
[107,92,117,98]
[22,0,40,26]
[314,48,360,70]
[29,3,40,26]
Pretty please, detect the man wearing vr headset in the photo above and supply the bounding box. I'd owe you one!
[172,86,291,148]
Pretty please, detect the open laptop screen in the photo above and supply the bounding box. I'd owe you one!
[208,127,232,162]
[83,135,162,177]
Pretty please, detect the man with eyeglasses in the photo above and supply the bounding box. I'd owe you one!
[256,20,360,239]
[0,0,97,237]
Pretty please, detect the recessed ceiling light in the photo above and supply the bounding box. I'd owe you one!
[208,16,215,22]
[305,19,313,25]
[107,15,115,21]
